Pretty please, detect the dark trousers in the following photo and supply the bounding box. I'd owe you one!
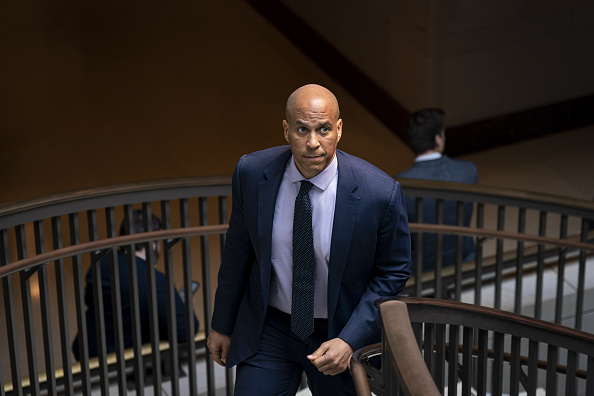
[234,307,356,396]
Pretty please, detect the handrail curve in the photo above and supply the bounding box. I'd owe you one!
[0,224,229,279]
[391,297,594,345]
[408,224,594,252]
[2,223,590,281]
[398,178,594,215]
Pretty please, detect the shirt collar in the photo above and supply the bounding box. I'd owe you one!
[415,152,442,162]
[288,154,338,191]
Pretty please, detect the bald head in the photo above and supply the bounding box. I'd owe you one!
[285,84,340,123]
[282,84,343,179]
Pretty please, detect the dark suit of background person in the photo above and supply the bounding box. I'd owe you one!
[396,108,478,274]
[207,84,411,396]
[72,210,199,361]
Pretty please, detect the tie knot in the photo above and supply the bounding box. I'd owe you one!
[299,180,313,194]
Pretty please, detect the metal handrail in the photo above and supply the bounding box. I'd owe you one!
[1,223,591,281]
[1,176,593,228]
[353,297,594,395]
[0,225,228,279]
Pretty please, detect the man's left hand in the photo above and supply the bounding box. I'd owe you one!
[307,338,354,376]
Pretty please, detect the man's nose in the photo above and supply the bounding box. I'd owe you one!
[307,132,320,148]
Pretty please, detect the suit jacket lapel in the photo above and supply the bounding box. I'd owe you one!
[258,148,291,306]
[328,151,360,323]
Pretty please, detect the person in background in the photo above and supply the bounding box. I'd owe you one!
[396,108,478,274]
[72,210,199,361]
[206,84,411,395]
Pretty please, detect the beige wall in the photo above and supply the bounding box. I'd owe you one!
[280,0,594,125]
[0,1,413,207]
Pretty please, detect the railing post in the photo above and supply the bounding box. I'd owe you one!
[179,199,198,395]
[142,203,163,395]
[514,208,526,314]
[1,228,23,396]
[105,207,127,395]
[15,224,41,396]
[51,216,74,396]
[69,212,92,395]
[87,209,110,396]
[34,220,57,394]
[123,204,145,395]
[161,199,181,396]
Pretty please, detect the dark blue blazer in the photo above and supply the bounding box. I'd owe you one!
[211,146,411,367]
[396,155,478,273]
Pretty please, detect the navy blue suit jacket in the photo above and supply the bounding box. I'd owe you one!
[396,155,478,273]
[211,146,411,367]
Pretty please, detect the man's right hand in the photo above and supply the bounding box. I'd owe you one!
[207,329,231,367]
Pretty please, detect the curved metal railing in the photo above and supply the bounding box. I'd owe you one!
[352,297,594,395]
[0,176,593,395]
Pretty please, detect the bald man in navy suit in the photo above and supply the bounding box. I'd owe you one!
[207,84,411,395]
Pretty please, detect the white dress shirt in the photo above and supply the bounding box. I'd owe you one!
[269,155,338,318]
[415,152,442,162]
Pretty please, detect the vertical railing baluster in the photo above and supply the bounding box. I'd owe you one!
[447,325,459,396]
[435,199,444,299]
[218,195,235,396]
[495,205,505,310]
[586,355,594,396]
[414,197,423,297]
[423,323,435,375]
[51,216,74,395]
[474,203,485,306]
[492,331,504,396]
[509,336,521,395]
[545,345,558,394]
[1,228,23,396]
[69,213,91,395]
[476,329,488,396]
[575,219,588,330]
[15,224,40,395]
[87,209,109,395]
[179,199,197,395]
[199,197,215,396]
[565,350,577,395]
[434,323,446,391]
[33,220,57,394]
[105,207,127,395]
[514,208,526,314]
[142,203,163,395]
[454,201,464,301]
[555,215,568,325]
[122,205,145,395]
[161,200,180,396]
[0,343,4,396]
[534,211,547,320]
[461,327,473,396]
[526,339,538,395]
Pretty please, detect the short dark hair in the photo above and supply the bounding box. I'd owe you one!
[405,108,445,155]
[119,210,162,251]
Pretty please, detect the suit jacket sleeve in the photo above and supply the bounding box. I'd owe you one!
[337,181,411,350]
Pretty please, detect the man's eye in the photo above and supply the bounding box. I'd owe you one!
[298,127,307,133]
[320,127,329,133]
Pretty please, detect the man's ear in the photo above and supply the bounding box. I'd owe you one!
[283,120,290,143]
[434,130,445,152]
